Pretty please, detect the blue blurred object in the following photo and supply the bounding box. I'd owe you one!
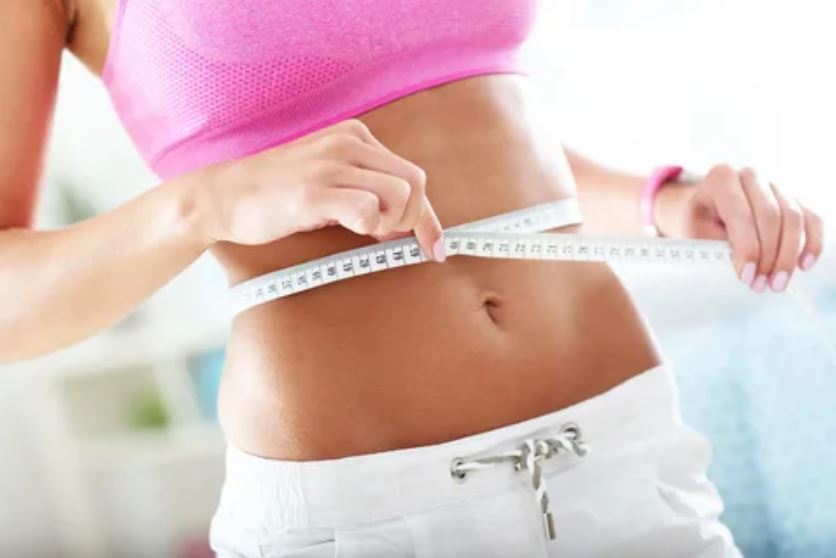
[656,282,836,558]
[187,347,225,422]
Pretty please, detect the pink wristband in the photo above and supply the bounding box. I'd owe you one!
[640,165,684,236]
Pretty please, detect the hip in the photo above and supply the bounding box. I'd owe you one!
[210,364,741,558]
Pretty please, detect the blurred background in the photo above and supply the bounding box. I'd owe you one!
[1,1,835,557]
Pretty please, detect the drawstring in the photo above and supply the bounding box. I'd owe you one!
[449,423,589,541]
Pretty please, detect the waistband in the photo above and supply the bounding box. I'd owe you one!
[222,362,681,529]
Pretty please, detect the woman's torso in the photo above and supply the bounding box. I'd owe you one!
[71,0,661,460]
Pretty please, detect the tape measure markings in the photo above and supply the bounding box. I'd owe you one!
[230,198,732,314]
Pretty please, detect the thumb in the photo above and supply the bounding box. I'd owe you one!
[688,215,729,241]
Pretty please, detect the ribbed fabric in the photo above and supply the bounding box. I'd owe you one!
[102,0,537,179]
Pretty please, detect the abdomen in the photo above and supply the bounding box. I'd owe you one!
[212,75,662,459]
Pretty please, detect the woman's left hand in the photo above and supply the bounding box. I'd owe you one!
[654,164,824,292]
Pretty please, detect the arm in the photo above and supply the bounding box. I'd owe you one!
[0,0,212,362]
[1,1,443,364]
[564,146,824,292]
[564,147,690,236]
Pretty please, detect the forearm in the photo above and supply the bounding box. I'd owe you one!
[0,173,212,363]
[565,149,704,236]
[564,148,647,235]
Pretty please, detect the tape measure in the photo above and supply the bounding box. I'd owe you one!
[230,199,733,314]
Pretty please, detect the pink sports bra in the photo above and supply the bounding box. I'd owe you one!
[103,0,538,179]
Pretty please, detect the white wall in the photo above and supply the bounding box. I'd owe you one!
[0,380,62,557]
[529,0,836,216]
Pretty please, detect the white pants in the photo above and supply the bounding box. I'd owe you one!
[210,364,742,557]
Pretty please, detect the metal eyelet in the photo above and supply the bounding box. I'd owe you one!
[559,422,590,457]
[559,422,581,440]
[450,457,468,483]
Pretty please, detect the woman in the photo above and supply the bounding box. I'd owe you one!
[0,0,823,556]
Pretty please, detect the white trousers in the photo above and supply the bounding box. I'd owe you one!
[210,364,742,557]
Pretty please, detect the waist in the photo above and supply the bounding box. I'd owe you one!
[217,363,682,530]
[229,199,583,312]
[212,77,661,458]
[217,254,661,460]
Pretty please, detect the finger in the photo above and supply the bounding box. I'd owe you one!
[338,119,392,152]
[689,217,729,241]
[768,185,804,292]
[739,167,782,292]
[294,119,375,147]
[706,165,760,286]
[370,196,446,262]
[335,166,410,235]
[318,133,424,189]
[411,196,445,262]
[337,138,431,234]
[344,139,442,259]
[305,119,395,156]
[319,134,444,260]
[342,136,425,188]
[389,164,428,234]
[799,205,825,271]
[305,187,382,235]
[335,166,443,261]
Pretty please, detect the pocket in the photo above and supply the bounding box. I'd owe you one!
[405,488,548,558]
[259,527,337,558]
[333,517,414,558]
[544,455,667,540]
[655,425,727,523]
[210,484,270,558]
[540,431,733,557]
[211,480,337,558]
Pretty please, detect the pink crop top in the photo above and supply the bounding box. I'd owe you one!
[102,0,537,179]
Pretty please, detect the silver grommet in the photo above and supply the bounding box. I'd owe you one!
[450,458,468,483]
[560,422,581,440]
[562,423,590,457]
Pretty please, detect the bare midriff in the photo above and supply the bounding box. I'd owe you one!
[73,0,662,462]
[207,75,662,460]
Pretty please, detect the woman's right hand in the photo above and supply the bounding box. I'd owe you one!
[198,119,447,261]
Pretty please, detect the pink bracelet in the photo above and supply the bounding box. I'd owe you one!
[640,165,684,236]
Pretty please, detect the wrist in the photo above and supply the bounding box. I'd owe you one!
[169,167,223,252]
[640,166,701,237]
[640,165,683,236]
[653,179,693,238]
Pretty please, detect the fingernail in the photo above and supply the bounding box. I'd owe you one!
[770,271,789,292]
[740,262,756,286]
[752,275,767,293]
[433,238,447,262]
[801,253,817,271]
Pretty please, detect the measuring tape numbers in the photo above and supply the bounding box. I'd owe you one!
[230,199,733,314]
